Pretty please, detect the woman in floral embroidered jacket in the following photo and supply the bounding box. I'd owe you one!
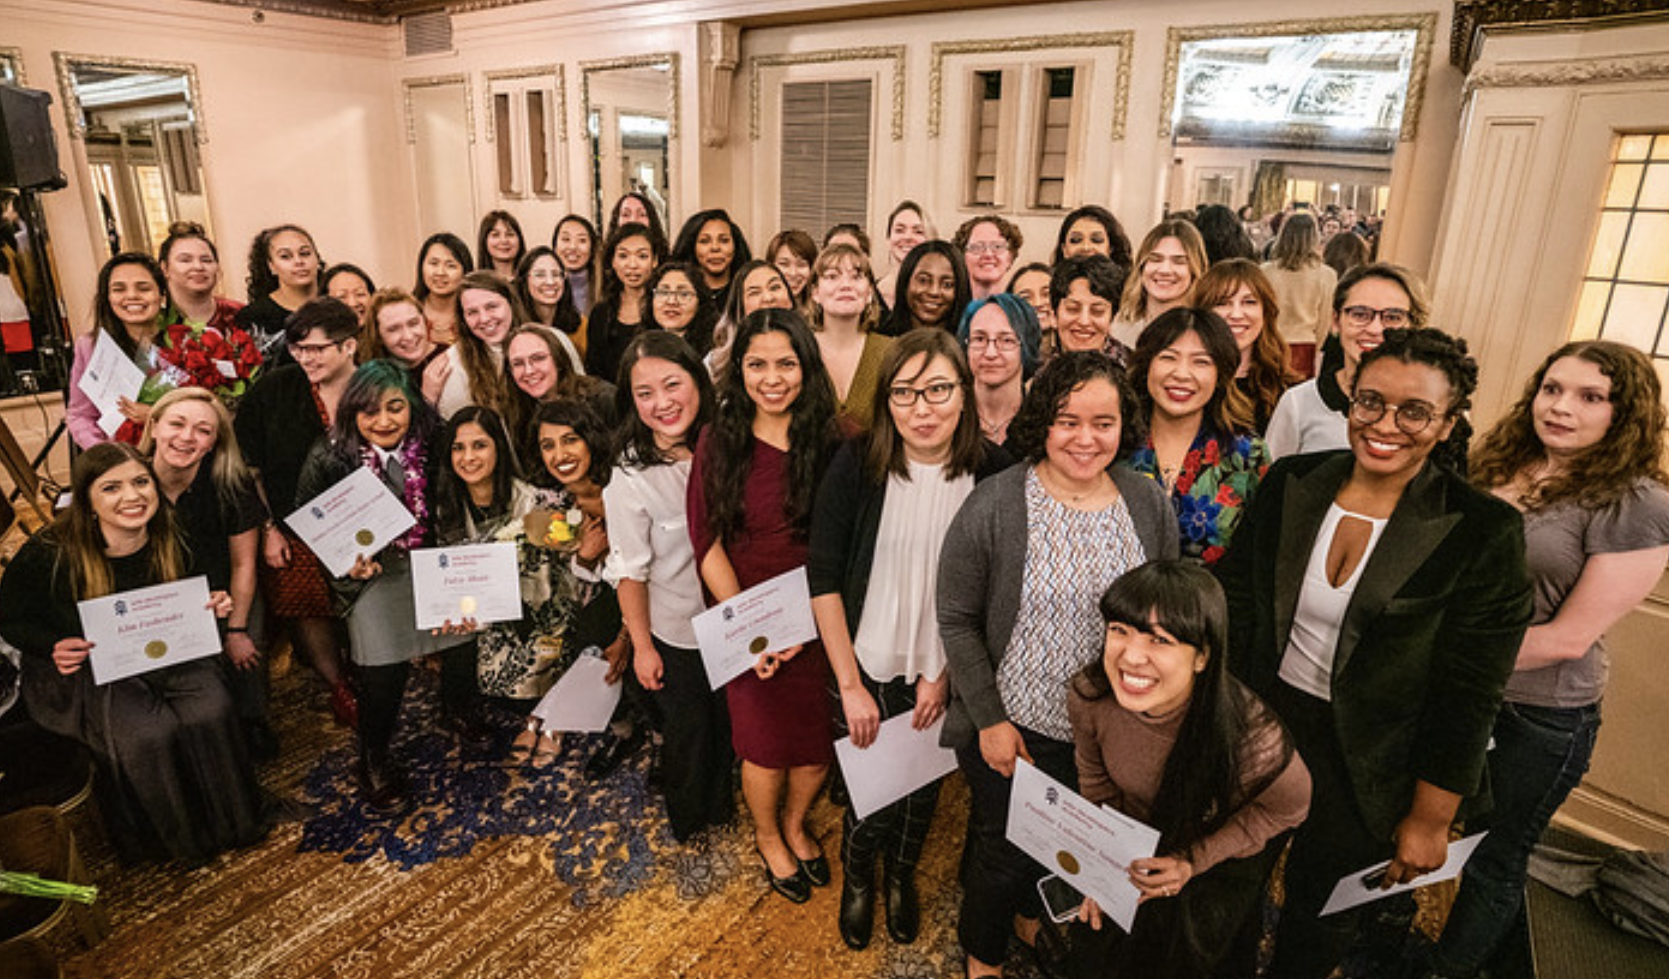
[1126,308,1271,566]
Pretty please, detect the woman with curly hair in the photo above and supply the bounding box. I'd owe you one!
[954,214,1023,301]
[688,308,839,904]
[645,260,718,356]
[237,224,320,362]
[1195,259,1294,433]
[937,351,1179,977]
[1424,341,1669,979]
[1126,308,1270,566]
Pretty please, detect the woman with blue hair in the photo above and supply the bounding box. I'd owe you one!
[957,293,1040,451]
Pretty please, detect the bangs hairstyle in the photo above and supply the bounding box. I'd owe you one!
[865,328,984,482]
[1472,340,1669,509]
[514,246,582,337]
[599,222,667,306]
[1130,307,1255,436]
[615,330,714,468]
[1194,259,1293,427]
[1354,327,1477,477]
[1073,560,1294,860]
[245,224,319,303]
[138,387,256,511]
[1333,262,1429,328]
[1051,204,1133,270]
[49,442,184,602]
[885,239,972,335]
[94,252,167,359]
[957,293,1043,380]
[766,229,818,300]
[1120,220,1207,320]
[412,232,474,301]
[809,243,881,333]
[533,396,614,489]
[476,209,526,271]
[361,287,423,362]
[1007,350,1141,464]
[706,308,838,541]
[283,295,360,346]
[328,358,440,462]
[551,214,602,283]
[433,404,522,542]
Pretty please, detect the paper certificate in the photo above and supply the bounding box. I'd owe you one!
[691,566,818,690]
[76,329,146,437]
[77,576,222,685]
[1006,758,1161,932]
[284,466,417,577]
[410,542,523,630]
[835,714,958,821]
[1321,832,1488,916]
[531,654,622,733]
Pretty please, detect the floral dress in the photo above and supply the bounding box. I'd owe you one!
[1128,428,1270,565]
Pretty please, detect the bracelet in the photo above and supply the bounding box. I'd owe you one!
[228,626,249,634]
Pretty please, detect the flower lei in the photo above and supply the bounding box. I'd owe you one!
[156,315,264,409]
[360,437,430,552]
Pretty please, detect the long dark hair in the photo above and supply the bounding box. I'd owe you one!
[514,246,582,337]
[476,209,526,272]
[1073,560,1294,858]
[412,232,474,302]
[671,208,753,291]
[1050,204,1133,270]
[864,328,984,482]
[93,252,166,359]
[551,214,602,304]
[598,222,666,309]
[1353,327,1478,477]
[615,330,715,468]
[645,260,717,355]
[1129,307,1255,436]
[532,397,614,490]
[1007,350,1141,464]
[433,405,521,543]
[703,308,837,541]
[884,239,971,335]
[605,192,669,254]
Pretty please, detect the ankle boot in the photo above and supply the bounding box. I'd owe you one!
[839,856,876,950]
[883,853,920,944]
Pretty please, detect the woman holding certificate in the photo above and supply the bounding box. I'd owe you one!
[0,443,268,864]
[66,252,171,449]
[295,359,485,816]
[936,350,1178,978]
[808,328,1009,950]
[688,308,839,904]
[1065,560,1310,978]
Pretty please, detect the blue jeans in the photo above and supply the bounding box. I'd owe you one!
[1430,700,1601,977]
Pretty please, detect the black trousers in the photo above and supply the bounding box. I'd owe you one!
[357,641,479,757]
[956,725,1078,968]
[831,668,942,874]
[646,637,733,841]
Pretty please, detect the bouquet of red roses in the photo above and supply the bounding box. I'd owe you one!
[156,318,264,409]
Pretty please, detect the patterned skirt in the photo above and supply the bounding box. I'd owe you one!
[261,531,335,618]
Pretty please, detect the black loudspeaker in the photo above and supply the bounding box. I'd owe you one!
[0,84,60,190]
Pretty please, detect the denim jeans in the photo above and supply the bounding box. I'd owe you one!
[1429,700,1601,977]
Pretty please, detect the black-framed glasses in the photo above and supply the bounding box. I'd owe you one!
[967,334,1020,351]
[1340,305,1411,329]
[888,381,959,407]
[1349,392,1445,434]
[653,288,698,304]
[289,339,345,358]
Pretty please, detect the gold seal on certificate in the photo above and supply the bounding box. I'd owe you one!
[409,543,524,631]
[77,576,223,685]
[748,636,768,655]
[459,596,478,616]
[355,528,374,546]
[144,640,169,660]
[1056,850,1081,876]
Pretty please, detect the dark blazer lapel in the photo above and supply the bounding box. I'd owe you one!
[1334,464,1463,678]
[1274,454,1353,649]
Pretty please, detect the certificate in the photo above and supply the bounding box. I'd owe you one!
[834,713,958,820]
[410,542,522,630]
[1321,832,1488,916]
[77,576,222,685]
[75,329,146,437]
[531,654,622,733]
[1006,758,1161,932]
[284,466,417,577]
[691,566,818,690]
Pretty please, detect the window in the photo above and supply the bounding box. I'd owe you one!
[489,74,559,199]
[780,79,873,236]
[968,70,1004,206]
[1032,67,1078,209]
[1573,134,1669,367]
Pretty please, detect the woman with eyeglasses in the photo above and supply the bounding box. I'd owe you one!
[953,215,1022,301]
[1422,341,1669,979]
[514,245,587,358]
[1218,328,1532,979]
[956,294,1042,451]
[1266,263,1429,460]
[810,243,892,432]
[810,329,1010,950]
[646,261,717,356]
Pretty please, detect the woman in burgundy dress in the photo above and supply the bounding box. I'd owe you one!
[688,307,839,904]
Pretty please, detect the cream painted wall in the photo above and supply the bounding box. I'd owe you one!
[3,0,414,333]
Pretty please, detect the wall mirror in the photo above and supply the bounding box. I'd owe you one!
[581,54,678,231]
[1160,16,1434,248]
[0,48,23,86]
[54,54,209,258]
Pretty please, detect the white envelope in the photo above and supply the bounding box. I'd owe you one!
[531,655,622,733]
[1321,832,1488,916]
[835,713,959,820]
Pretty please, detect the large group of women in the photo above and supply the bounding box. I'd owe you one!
[2,190,1666,979]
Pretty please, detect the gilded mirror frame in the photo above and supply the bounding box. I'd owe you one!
[52,52,207,144]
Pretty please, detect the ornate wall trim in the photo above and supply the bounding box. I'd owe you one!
[1452,1,1669,69]
[580,52,681,142]
[1158,13,1438,143]
[186,0,393,25]
[53,52,208,144]
[1,47,26,86]
[927,32,1134,141]
[746,46,907,142]
[1466,54,1669,96]
[400,73,475,145]
[482,64,566,143]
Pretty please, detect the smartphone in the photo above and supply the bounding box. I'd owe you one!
[1036,873,1084,924]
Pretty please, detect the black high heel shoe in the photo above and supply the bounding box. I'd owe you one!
[796,849,831,888]
[757,848,812,904]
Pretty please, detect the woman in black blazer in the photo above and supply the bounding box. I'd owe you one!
[1217,328,1532,979]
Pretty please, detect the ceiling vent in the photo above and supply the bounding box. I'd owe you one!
[403,11,454,57]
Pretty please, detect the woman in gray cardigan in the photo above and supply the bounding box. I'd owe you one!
[937,351,1179,978]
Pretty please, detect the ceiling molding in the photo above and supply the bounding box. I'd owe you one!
[1451,1,1669,70]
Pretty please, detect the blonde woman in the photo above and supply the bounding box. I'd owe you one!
[1111,220,1207,351]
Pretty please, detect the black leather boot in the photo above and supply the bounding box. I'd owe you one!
[839,856,876,950]
[883,853,920,944]
[358,749,412,817]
